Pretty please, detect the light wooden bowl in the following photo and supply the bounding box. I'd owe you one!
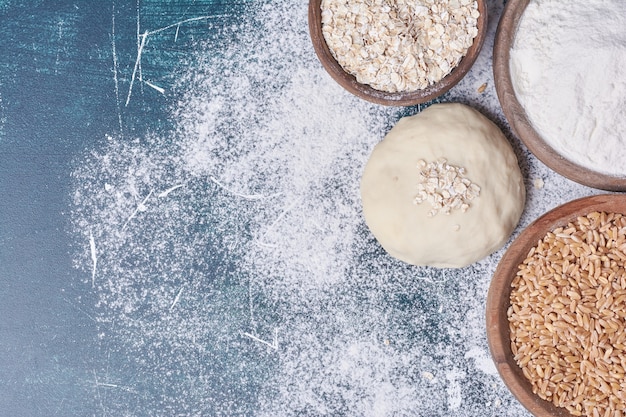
[308,0,488,106]
[493,0,626,191]
[486,194,626,417]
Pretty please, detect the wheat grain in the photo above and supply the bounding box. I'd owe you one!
[509,212,626,417]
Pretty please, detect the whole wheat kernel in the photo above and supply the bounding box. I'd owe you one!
[509,212,626,417]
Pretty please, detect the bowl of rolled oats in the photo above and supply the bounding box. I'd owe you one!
[308,0,487,106]
[487,194,626,417]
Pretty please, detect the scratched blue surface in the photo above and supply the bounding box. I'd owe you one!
[0,1,600,416]
[0,1,243,415]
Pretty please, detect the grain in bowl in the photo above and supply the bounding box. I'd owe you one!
[320,0,480,93]
[509,211,626,417]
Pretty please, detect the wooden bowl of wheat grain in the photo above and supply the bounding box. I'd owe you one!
[487,194,626,417]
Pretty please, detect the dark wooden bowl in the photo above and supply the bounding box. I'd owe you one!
[493,0,626,191]
[486,194,626,417]
[308,0,488,106]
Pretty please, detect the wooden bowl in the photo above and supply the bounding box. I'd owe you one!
[308,0,488,106]
[493,0,626,191]
[486,194,626,417]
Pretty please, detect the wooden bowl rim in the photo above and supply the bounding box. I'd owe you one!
[486,194,626,417]
[308,0,488,106]
[493,0,626,191]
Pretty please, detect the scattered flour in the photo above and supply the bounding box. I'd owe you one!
[465,346,497,376]
[445,368,466,410]
[68,0,597,416]
[510,0,626,177]
[0,91,5,140]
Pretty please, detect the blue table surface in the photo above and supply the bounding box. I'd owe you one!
[0,1,598,416]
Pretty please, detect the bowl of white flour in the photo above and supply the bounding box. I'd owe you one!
[493,0,626,191]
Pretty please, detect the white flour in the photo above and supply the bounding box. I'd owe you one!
[510,0,626,177]
[67,0,599,415]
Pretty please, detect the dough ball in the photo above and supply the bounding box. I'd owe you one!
[360,103,525,268]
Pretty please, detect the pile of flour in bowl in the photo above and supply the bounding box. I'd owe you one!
[510,0,626,177]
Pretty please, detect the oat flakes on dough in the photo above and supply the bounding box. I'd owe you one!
[360,103,525,268]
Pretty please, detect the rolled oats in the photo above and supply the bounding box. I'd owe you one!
[413,158,480,217]
[321,0,480,92]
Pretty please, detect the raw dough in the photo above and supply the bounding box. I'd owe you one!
[360,103,525,268]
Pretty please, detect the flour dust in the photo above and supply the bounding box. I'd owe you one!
[69,0,536,415]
